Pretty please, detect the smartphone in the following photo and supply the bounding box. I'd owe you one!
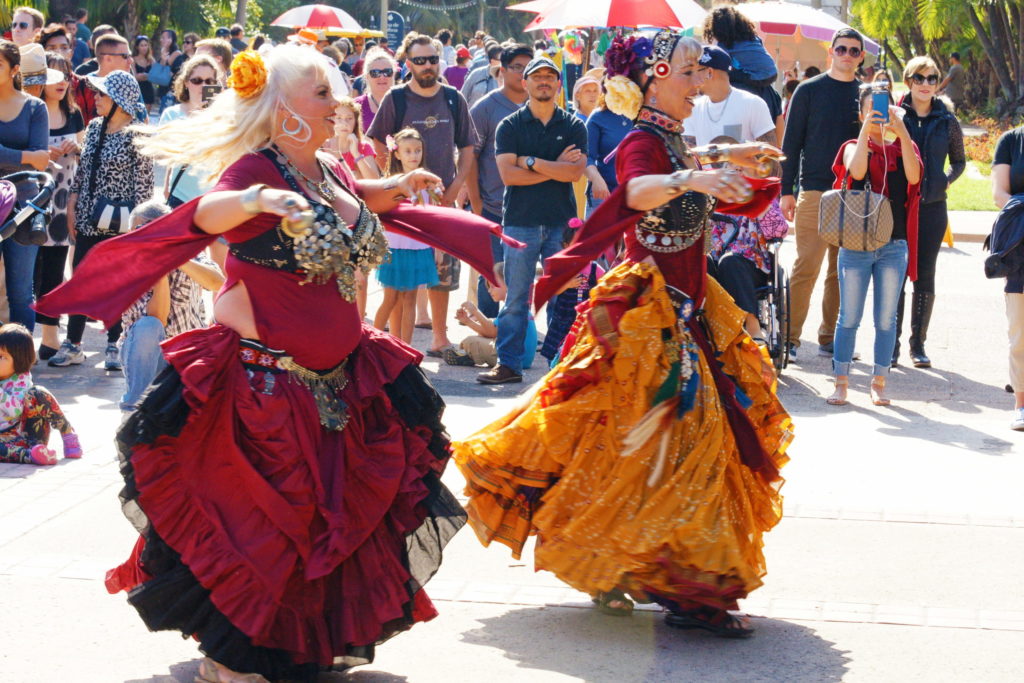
[872,89,890,123]
[202,85,223,105]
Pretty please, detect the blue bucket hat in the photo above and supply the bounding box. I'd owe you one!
[86,70,146,116]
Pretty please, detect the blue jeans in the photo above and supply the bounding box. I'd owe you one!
[833,240,908,377]
[120,316,167,411]
[585,195,604,219]
[2,239,39,331]
[475,208,505,319]
[496,224,566,372]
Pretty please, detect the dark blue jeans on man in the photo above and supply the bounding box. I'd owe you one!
[495,224,566,373]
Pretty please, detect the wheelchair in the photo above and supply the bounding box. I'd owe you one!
[0,170,56,246]
[756,238,790,373]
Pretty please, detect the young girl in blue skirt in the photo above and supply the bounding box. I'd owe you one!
[372,128,440,343]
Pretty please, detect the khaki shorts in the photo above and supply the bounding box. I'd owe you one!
[429,250,462,292]
[461,335,497,366]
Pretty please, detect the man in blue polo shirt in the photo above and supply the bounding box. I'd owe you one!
[477,56,587,385]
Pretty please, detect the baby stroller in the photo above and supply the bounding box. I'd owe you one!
[0,171,56,246]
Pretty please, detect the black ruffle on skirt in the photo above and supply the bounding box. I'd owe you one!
[113,364,464,682]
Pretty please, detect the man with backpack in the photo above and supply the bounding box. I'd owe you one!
[367,32,478,356]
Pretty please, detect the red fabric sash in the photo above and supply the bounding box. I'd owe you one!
[535,176,780,310]
[35,199,522,329]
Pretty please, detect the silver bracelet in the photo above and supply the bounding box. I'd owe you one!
[240,184,267,214]
[665,169,693,195]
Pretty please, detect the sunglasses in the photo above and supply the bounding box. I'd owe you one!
[505,64,527,72]
[368,68,394,78]
[101,53,131,60]
[183,40,194,45]
[409,56,439,66]
[189,77,217,85]
[832,45,862,57]
[910,73,940,86]
[10,21,31,30]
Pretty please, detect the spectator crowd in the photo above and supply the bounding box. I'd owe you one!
[4,3,1024,431]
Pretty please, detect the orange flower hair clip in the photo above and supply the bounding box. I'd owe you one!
[228,50,268,99]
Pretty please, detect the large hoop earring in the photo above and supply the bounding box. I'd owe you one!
[281,116,304,136]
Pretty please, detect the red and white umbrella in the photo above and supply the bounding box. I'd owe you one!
[510,0,707,32]
[270,4,366,32]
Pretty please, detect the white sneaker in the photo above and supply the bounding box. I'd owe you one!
[104,343,122,371]
[48,340,85,367]
[1012,408,1024,431]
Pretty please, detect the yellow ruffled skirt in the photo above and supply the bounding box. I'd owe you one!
[452,260,792,610]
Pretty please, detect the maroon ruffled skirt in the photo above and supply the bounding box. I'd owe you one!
[105,324,464,680]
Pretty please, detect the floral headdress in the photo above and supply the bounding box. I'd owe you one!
[603,30,681,120]
[227,50,267,99]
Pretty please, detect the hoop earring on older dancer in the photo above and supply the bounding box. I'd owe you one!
[281,116,304,137]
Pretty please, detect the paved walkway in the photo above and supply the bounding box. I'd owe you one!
[1,240,1022,682]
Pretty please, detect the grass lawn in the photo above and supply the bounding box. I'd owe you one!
[947,161,998,212]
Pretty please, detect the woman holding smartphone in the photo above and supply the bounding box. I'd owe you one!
[827,85,922,406]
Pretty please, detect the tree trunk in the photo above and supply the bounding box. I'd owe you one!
[995,2,1020,90]
[124,0,140,43]
[236,0,249,26]
[157,0,172,60]
[882,40,905,77]
[967,3,1017,102]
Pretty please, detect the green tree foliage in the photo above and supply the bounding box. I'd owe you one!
[1,0,46,26]
[852,0,1024,112]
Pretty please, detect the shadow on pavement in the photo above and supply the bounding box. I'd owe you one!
[123,659,410,682]
[460,606,850,682]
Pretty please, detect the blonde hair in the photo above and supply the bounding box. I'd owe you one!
[363,47,397,71]
[137,44,331,181]
[903,56,940,83]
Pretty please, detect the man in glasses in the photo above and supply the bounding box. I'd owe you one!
[10,6,44,47]
[75,34,146,123]
[780,27,865,362]
[467,43,534,317]
[462,42,503,108]
[368,32,478,357]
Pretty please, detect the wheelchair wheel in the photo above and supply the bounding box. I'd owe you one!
[775,268,790,372]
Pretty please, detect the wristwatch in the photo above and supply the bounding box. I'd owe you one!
[525,156,537,171]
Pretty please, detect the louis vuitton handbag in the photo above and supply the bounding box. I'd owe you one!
[818,170,893,251]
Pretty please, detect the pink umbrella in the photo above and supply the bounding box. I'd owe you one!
[510,0,707,31]
[270,4,367,32]
[737,1,880,67]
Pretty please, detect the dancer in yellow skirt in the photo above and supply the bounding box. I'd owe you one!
[452,32,793,638]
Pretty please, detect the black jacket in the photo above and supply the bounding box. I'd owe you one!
[985,194,1024,281]
[901,97,966,205]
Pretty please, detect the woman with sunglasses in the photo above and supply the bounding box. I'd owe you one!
[158,55,230,270]
[181,33,199,59]
[132,35,156,112]
[893,56,966,369]
[353,47,397,130]
[35,51,84,360]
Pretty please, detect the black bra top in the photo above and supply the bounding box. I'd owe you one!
[229,149,376,274]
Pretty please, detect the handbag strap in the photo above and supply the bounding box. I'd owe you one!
[167,165,188,200]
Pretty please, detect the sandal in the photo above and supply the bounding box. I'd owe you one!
[195,657,270,683]
[871,377,891,406]
[591,588,634,617]
[664,607,754,638]
[826,377,849,406]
